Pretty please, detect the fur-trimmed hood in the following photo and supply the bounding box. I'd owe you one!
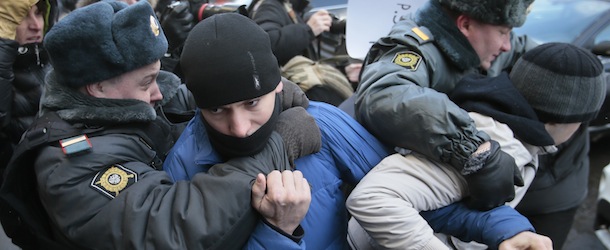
[40,69,181,126]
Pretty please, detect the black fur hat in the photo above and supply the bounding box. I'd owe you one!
[44,0,168,88]
[435,0,534,27]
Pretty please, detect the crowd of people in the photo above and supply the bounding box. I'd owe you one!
[0,0,606,249]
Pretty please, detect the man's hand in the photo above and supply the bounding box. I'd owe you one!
[160,1,194,52]
[0,0,38,40]
[251,170,311,234]
[464,140,524,210]
[499,231,553,250]
[344,62,362,83]
[306,10,331,36]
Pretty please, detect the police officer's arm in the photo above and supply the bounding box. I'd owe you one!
[356,44,488,170]
[34,132,290,249]
[356,42,526,210]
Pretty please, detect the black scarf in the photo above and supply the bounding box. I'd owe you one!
[204,95,281,160]
[449,73,555,146]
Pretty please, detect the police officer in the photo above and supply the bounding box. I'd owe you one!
[354,0,586,248]
[356,0,536,212]
[0,1,315,249]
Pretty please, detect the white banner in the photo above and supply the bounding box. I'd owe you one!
[346,0,426,59]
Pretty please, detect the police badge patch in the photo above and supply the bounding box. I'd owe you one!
[91,164,138,199]
[393,51,422,71]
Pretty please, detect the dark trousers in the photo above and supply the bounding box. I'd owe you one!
[523,207,578,250]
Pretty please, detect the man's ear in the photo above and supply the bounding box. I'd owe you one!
[456,14,472,35]
[275,81,284,93]
[84,82,105,98]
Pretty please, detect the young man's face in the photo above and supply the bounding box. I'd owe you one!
[15,4,44,45]
[91,60,163,106]
[201,82,283,138]
[545,122,582,145]
[459,16,512,70]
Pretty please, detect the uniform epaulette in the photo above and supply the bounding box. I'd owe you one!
[405,26,434,45]
[21,112,95,157]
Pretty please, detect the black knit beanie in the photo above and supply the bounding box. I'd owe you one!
[509,43,606,123]
[436,0,534,27]
[181,13,281,108]
[44,0,168,88]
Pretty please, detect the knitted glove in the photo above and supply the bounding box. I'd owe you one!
[274,107,321,168]
[0,0,38,40]
[279,78,309,110]
[160,1,194,52]
[463,140,524,211]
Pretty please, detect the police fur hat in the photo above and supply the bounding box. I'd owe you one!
[435,0,534,27]
[181,13,281,108]
[510,43,606,123]
[44,0,168,88]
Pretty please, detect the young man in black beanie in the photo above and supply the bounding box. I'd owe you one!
[165,12,553,250]
[346,42,605,249]
[0,1,317,249]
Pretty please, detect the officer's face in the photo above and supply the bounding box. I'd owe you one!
[201,82,283,138]
[88,61,163,107]
[459,16,512,70]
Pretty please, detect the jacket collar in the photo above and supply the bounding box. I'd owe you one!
[40,70,181,126]
[414,0,480,71]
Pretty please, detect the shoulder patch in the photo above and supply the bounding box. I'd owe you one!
[91,164,138,199]
[393,51,422,71]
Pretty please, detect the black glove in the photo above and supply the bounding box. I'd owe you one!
[160,1,194,52]
[463,140,524,211]
[279,77,309,110]
[274,107,321,168]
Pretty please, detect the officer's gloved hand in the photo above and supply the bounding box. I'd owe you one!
[463,140,524,211]
[274,107,321,168]
[160,1,194,53]
[279,78,309,110]
[0,0,39,40]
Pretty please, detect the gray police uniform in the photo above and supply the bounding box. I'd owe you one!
[29,70,289,249]
[355,0,535,169]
